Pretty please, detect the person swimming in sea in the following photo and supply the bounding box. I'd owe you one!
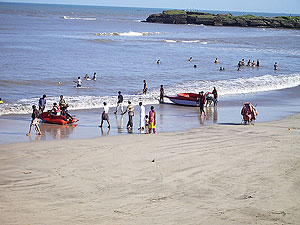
[157,59,161,64]
[214,58,218,63]
[188,57,193,62]
[274,62,278,70]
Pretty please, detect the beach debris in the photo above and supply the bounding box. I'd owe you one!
[288,128,292,131]
[151,159,155,163]
[243,195,253,199]
[22,171,32,174]
[149,196,168,202]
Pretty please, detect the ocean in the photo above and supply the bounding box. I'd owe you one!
[0,2,300,144]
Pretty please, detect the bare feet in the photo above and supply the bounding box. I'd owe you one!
[26,133,31,136]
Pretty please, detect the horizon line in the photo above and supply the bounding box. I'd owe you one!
[0,1,299,15]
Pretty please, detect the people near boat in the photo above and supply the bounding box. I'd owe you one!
[160,85,165,102]
[122,101,134,129]
[0,98,3,104]
[51,103,61,116]
[92,72,97,81]
[26,105,41,136]
[197,91,206,116]
[241,102,258,124]
[143,80,148,94]
[59,95,67,111]
[99,102,110,128]
[138,102,145,131]
[38,94,46,113]
[205,92,213,107]
[74,77,82,87]
[256,59,260,67]
[149,106,156,134]
[145,115,149,134]
[114,91,124,114]
[157,59,161,64]
[84,74,89,80]
[252,60,256,67]
[188,57,193,62]
[212,87,218,106]
[241,59,245,66]
[214,58,218,63]
[247,59,251,66]
[63,104,73,121]
[274,62,278,70]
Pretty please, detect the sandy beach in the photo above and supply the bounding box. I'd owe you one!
[1,113,299,225]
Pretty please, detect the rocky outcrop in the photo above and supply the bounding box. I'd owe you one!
[144,10,300,29]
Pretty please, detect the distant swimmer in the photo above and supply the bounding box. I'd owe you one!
[238,61,242,67]
[74,76,82,87]
[247,59,251,66]
[92,72,97,81]
[194,64,197,68]
[274,62,278,70]
[188,57,193,62]
[241,59,245,66]
[219,67,225,71]
[157,59,161,64]
[214,58,218,63]
[256,59,260,67]
[143,80,148,94]
[0,98,3,104]
[252,60,256,67]
[84,74,89,80]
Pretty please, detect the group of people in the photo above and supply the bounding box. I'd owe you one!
[27,94,73,136]
[100,91,157,134]
[197,87,218,116]
[74,72,97,88]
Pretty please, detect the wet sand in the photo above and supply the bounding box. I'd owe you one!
[1,85,300,145]
[0,112,300,224]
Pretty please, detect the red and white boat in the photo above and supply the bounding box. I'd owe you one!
[166,93,199,106]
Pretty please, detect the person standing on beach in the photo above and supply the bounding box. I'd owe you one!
[143,80,148,94]
[149,106,156,134]
[138,102,145,131]
[212,87,218,106]
[38,94,46,113]
[114,91,124,114]
[99,102,110,128]
[27,105,42,136]
[122,101,134,129]
[160,85,165,102]
[197,91,206,116]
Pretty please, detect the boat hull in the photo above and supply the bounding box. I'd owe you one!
[39,112,78,125]
[166,93,199,107]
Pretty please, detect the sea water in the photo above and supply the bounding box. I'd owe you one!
[0,2,300,116]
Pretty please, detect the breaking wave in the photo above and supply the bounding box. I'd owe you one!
[165,40,208,44]
[62,16,96,21]
[1,73,299,116]
[93,31,162,36]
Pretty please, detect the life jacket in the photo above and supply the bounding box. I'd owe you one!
[54,105,61,113]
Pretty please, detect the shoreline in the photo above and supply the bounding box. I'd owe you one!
[1,111,299,224]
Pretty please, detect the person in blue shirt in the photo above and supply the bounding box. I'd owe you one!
[38,94,46,113]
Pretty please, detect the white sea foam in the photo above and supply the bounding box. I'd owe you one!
[94,31,162,36]
[62,16,96,21]
[164,40,208,44]
[1,73,300,116]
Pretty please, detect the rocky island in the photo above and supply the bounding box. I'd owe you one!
[145,10,300,29]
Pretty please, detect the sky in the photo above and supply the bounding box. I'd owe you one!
[1,0,300,14]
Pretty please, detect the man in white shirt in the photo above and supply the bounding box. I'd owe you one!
[99,102,110,128]
[138,102,145,131]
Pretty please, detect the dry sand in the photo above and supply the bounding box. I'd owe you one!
[0,114,300,225]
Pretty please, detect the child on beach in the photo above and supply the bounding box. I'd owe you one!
[145,115,149,134]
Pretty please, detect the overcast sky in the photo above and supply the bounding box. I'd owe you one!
[2,0,300,14]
